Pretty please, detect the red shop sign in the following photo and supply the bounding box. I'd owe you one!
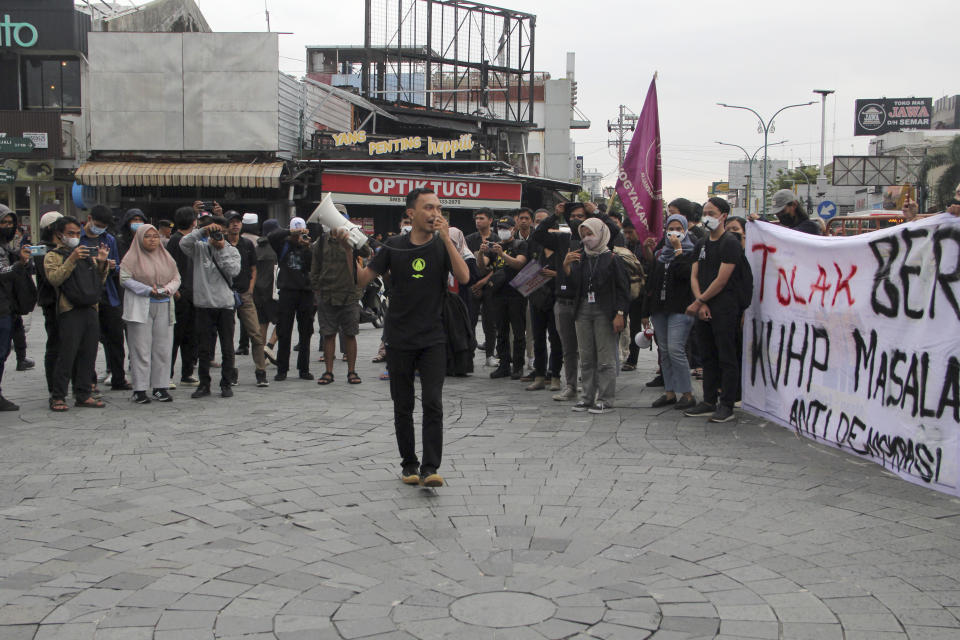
[322,171,522,209]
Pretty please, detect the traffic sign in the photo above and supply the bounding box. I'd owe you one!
[817,200,837,220]
[0,137,34,154]
[0,169,15,184]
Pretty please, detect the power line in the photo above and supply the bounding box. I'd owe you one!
[607,105,638,173]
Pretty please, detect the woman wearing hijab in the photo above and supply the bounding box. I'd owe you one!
[562,217,629,414]
[640,214,697,410]
[120,224,181,404]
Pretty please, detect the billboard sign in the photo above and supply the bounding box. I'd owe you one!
[855,98,932,136]
[321,171,523,210]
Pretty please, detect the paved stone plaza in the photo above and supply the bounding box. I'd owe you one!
[1,321,960,639]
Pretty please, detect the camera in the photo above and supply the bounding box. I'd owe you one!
[209,230,223,241]
[29,245,47,257]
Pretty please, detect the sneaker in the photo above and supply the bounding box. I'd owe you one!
[132,391,151,404]
[525,376,546,391]
[674,396,696,411]
[645,374,664,388]
[709,405,736,423]
[552,386,577,401]
[510,369,523,380]
[420,471,444,488]
[520,372,536,382]
[111,381,133,391]
[588,401,614,414]
[220,385,234,398]
[255,370,269,387]
[151,389,173,403]
[299,371,315,381]
[571,400,591,412]
[293,343,301,352]
[401,465,420,485]
[0,395,19,412]
[489,366,511,379]
[484,356,499,368]
[229,368,239,386]
[651,394,677,408]
[168,379,177,390]
[15,358,35,371]
[235,347,249,355]
[683,401,716,417]
[477,342,487,351]
[549,377,563,392]
[180,376,200,387]
[191,385,211,399]
[274,372,287,381]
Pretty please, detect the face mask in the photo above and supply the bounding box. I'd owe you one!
[569,218,583,237]
[729,231,743,243]
[401,225,412,235]
[581,235,601,251]
[129,222,143,232]
[89,224,107,236]
[497,229,513,242]
[0,227,15,241]
[64,237,80,249]
[702,216,721,232]
[666,230,684,241]
[775,211,792,227]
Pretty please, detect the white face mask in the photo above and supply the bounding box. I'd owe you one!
[666,230,684,241]
[581,235,602,250]
[497,229,513,242]
[401,225,412,235]
[702,216,721,232]
[64,237,80,248]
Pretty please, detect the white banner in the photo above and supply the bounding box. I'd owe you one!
[743,214,960,496]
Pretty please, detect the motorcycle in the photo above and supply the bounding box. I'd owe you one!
[359,275,387,328]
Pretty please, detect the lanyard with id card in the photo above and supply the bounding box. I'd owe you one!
[586,255,598,304]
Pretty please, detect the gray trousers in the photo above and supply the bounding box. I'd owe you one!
[554,299,579,391]
[575,304,617,405]
[127,302,174,392]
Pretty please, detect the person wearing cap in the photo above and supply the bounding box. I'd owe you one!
[166,206,200,388]
[179,215,241,398]
[224,211,268,387]
[82,205,131,391]
[768,189,822,235]
[267,216,316,381]
[0,204,33,411]
[254,219,280,363]
[35,211,63,395]
[479,214,528,380]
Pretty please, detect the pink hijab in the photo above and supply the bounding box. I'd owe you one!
[120,224,179,287]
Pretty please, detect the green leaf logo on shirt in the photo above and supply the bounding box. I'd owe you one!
[412,257,426,278]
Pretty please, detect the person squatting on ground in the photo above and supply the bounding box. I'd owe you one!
[358,188,470,488]
[119,224,180,404]
[563,217,629,414]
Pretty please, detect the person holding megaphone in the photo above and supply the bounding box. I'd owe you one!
[357,188,470,488]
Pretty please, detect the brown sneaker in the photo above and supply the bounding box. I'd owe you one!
[401,465,420,485]
[525,376,546,391]
[421,472,444,488]
[549,377,563,392]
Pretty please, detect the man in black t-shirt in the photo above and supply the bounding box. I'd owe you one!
[225,211,268,387]
[359,188,469,488]
[464,208,498,364]
[480,215,528,379]
[684,197,743,424]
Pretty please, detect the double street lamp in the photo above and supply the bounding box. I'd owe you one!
[715,139,787,216]
[717,100,815,215]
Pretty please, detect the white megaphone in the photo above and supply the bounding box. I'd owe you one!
[307,194,369,249]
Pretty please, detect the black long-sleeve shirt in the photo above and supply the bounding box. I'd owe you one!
[531,213,623,300]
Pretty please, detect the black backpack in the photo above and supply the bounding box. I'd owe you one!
[55,247,102,308]
[736,252,754,311]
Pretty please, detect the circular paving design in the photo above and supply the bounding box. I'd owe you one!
[449,591,555,627]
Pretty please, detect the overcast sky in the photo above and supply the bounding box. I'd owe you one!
[192,0,955,201]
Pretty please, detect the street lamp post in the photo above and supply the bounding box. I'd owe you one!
[717,100,815,216]
[715,140,788,215]
[813,89,835,198]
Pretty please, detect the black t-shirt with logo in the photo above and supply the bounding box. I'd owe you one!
[465,230,492,253]
[230,236,257,293]
[696,231,743,308]
[488,238,527,296]
[368,234,451,351]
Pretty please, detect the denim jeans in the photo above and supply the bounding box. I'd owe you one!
[650,312,694,394]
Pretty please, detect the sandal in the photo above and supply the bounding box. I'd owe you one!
[372,353,387,363]
[347,371,362,385]
[317,372,335,385]
[49,398,69,412]
[75,397,105,408]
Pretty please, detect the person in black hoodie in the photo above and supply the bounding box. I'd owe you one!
[166,206,199,387]
[117,208,147,259]
[0,205,32,411]
[563,217,629,414]
[640,214,697,411]
[768,189,822,235]
[531,201,621,402]
[268,216,315,381]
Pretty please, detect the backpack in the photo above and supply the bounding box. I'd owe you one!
[612,246,645,301]
[736,252,754,311]
[55,247,102,308]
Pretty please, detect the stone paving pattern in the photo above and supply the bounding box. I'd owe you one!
[1,321,960,639]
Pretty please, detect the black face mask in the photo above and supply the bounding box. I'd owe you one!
[0,227,15,242]
[569,218,583,239]
[729,231,743,243]
[775,211,793,227]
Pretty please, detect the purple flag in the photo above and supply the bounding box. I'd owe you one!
[616,76,662,244]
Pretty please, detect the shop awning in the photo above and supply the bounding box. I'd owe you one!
[75,162,285,189]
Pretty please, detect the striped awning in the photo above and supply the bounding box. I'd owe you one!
[75,161,285,189]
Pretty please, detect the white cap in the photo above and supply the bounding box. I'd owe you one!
[242,212,258,225]
[39,211,63,229]
[290,217,306,230]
